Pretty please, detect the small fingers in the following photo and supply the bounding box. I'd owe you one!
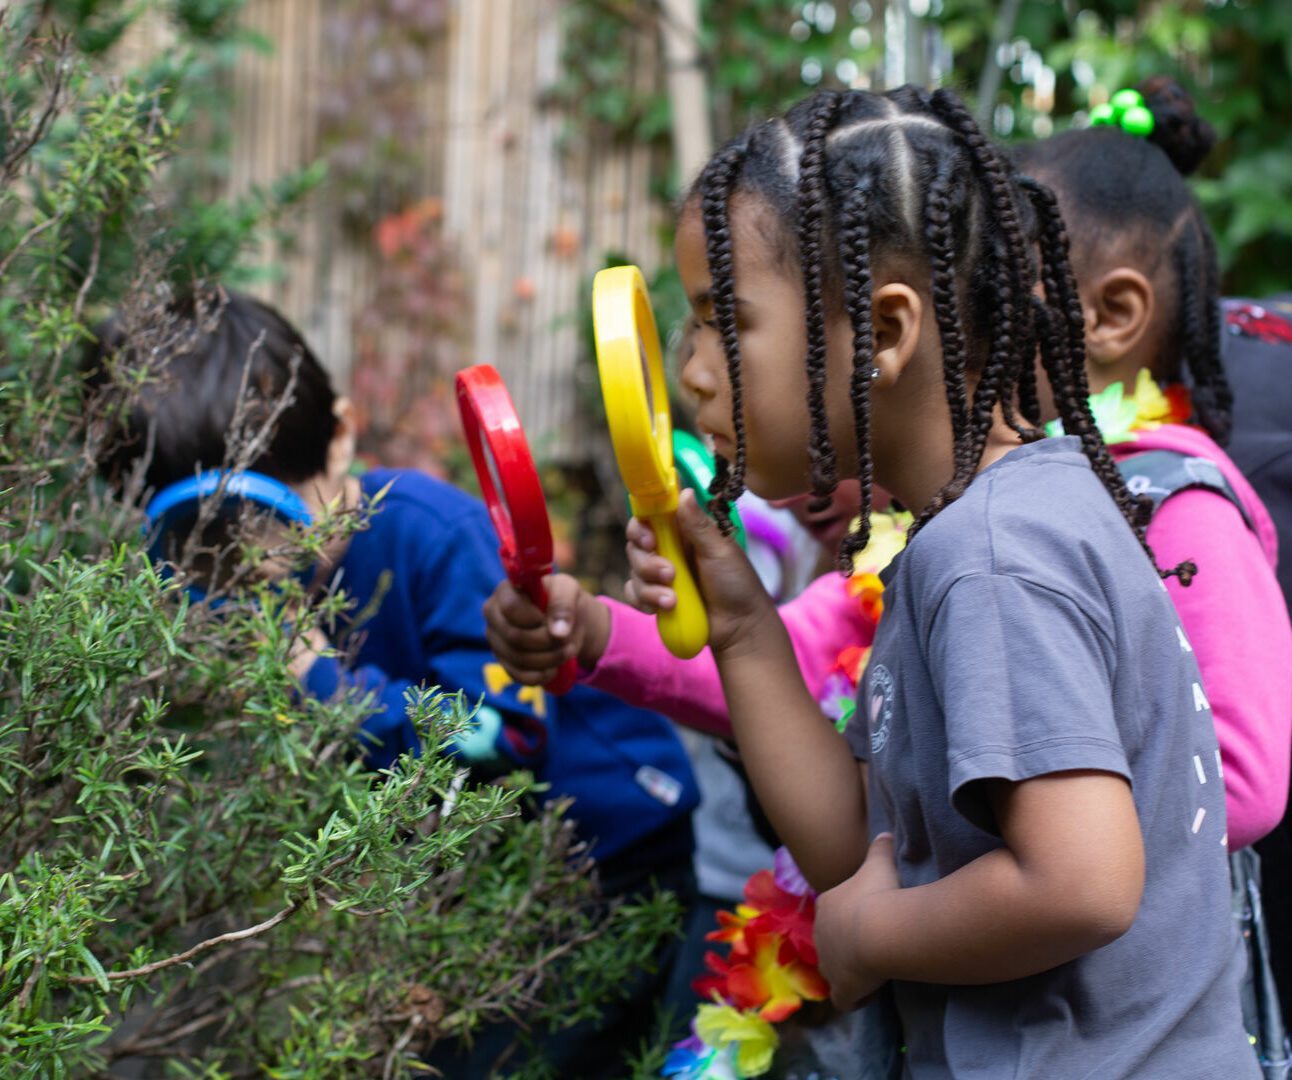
[542,573,583,639]
[486,579,548,630]
[626,541,675,586]
[624,576,676,614]
[486,620,566,653]
[484,631,574,686]
[626,516,658,553]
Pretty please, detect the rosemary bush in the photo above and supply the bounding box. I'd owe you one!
[0,9,678,1077]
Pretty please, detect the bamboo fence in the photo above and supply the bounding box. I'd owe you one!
[120,0,670,463]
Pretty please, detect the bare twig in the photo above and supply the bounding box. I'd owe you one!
[1,32,73,183]
[66,902,300,985]
[0,216,59,281]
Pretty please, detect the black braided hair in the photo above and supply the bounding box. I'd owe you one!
[1013,76,1230,445]
[796,90,845,512]
[695,141,749,533]
[1017,176,1196,580]
[835,178,877,571]
[685,85,1160,569]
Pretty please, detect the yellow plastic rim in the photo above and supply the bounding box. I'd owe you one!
[592,264,677,515]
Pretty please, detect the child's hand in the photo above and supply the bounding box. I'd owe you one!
[625,490,774,657]
[484,574,611,686]
[815,833,900,1011]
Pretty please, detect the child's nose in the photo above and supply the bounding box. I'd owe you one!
[680,334,720,401]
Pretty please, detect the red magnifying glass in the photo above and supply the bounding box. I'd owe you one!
[455,363,577,695]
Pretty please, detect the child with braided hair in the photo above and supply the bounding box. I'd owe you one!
[618,85,1256,1075]
[1014,79,1292,856]
[1014,81,1292,1071]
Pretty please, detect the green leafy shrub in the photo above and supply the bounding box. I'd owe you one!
[0,7,679,1076]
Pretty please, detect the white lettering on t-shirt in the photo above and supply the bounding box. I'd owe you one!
[1192,682,1210,712]
[1176,625,1193,653]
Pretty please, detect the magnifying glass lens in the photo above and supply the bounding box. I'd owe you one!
[482,437,513,533]
[638,332,656,434]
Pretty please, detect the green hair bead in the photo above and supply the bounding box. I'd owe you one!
[1088,89,1154,137]
[1110,88,1144,112]
[1120,104,1155,136]
[1090,102,1116,126]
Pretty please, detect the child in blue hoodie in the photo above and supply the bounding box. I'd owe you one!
[89,287,698,1076]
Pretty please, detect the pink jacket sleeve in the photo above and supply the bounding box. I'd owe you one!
[579,572,876,738]
[1153,490,1292,848]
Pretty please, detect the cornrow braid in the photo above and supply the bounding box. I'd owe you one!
[906,157,984,530]
[690,86,1184,579]
[697,141,749,535]
[923,158,972,463]
[835,180,877,570]
[796,90,845,512]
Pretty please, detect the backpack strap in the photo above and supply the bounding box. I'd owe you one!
[1117,449,1254,531]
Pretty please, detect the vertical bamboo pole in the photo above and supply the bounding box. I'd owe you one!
[658,0,711,186]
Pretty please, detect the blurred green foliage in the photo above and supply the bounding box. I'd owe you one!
[942,0,1292,296]
[557,0,1292,298]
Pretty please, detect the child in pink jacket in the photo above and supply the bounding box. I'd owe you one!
[1108,412,1289,849]
[1013,78,1292,852]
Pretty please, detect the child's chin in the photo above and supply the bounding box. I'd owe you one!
[741,472,799,503]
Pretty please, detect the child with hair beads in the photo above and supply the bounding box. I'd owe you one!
[621,85,1256,1076]
[1014,78,1292,854]
[1015,84,1292,1074]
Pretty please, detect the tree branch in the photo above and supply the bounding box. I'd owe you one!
[66,902,300,985]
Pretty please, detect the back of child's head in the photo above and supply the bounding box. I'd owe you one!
[688,85,1154,571]
[88,287,338,494]
[1013,77,1230,443]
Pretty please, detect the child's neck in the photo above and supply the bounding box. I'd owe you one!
[884,414,1025,520]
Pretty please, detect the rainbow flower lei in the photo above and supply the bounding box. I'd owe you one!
[1044,368,1191,444]
[664,511,910,1080]
[817,511,909,735]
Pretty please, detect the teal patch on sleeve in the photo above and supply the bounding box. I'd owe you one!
[452,704,504,765]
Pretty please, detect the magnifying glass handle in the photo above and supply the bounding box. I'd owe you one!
[647,513,709,660]
[522,576,578,695]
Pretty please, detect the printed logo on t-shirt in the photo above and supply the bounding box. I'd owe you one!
[868,663,895,754]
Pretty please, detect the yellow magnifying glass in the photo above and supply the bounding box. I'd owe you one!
[593,264,709,659]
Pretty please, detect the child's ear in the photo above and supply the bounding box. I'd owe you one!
[1083,267,1154,367]
[871,284,924,387]
[326,397,357,481]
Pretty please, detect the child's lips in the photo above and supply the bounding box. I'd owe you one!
[697,424,733,455]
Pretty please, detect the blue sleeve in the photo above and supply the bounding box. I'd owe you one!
[299,495,548,775]
[304,655,421,773]
[406,505,549,771]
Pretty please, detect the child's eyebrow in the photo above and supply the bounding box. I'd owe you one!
[688,289,752,312]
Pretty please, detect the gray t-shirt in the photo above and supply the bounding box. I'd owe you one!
[843,437,1255,1079]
